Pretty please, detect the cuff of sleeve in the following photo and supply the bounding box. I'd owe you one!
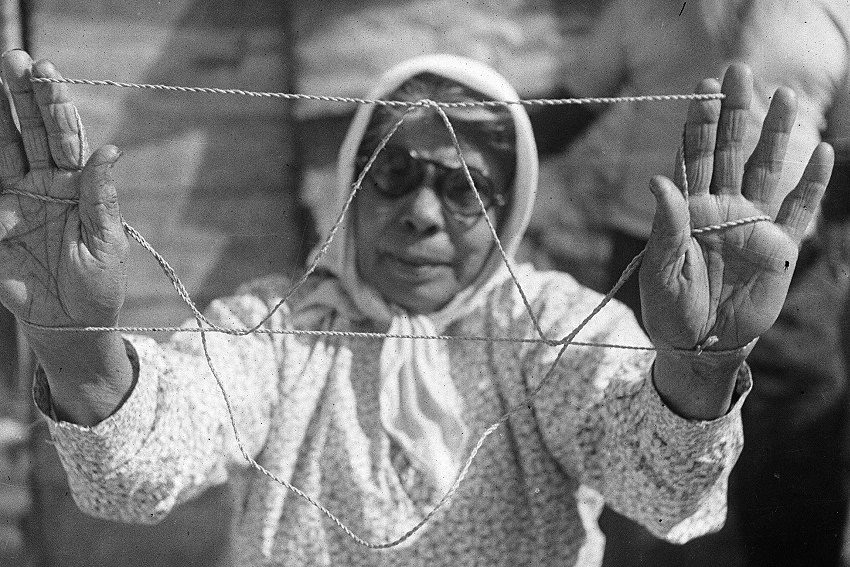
[33,335,161,471]
[641,361,752,449]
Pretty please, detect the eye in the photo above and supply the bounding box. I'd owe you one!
[369,146,421,198]
[442,168,494,216]
[384,146,411,174]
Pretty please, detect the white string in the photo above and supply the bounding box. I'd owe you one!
[8,78,768,548]
[29,76,726,108]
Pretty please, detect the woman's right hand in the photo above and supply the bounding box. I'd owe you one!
[0,51,132,425]
[0,50,127,334]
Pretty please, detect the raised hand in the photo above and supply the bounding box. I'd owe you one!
[0,51,131,425]
[639,64,834,353]
[0,50,127,330]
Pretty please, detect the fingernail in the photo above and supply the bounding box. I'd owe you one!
[1,48,26,58]
[648,177,663,197]
[103,149,122,170]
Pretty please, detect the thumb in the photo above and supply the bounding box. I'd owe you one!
[643,175,691,267]
[78,145,124,247]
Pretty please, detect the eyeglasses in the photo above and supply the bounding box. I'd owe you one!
[356,145,506,218]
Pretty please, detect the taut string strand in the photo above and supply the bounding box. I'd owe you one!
[29,75,725,108]
[9,77,768,548]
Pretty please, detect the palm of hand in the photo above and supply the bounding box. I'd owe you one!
[639,67,833,352]
[0,53,127,330]
[643,194,798,350]
[0,169,125,328]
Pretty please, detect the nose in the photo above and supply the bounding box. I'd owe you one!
[399,171,445,235]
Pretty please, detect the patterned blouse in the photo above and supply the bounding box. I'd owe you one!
[35,269,749,567]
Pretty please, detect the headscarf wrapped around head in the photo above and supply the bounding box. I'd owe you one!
[299,54,538,496]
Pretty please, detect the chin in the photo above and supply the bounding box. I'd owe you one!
[381,280,456,314]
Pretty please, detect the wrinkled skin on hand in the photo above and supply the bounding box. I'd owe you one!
[0,51,127,330]
[639,64,834,352]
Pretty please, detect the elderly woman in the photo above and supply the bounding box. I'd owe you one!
[0,49,833,566]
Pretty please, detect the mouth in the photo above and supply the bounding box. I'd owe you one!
[379,251,452,281]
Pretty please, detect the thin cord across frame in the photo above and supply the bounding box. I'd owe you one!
[8,77,768,549]
[30,75,725,108]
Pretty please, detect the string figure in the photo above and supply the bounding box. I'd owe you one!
[8,71,776,550]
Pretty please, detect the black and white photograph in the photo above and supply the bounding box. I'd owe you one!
[0,1,847,565]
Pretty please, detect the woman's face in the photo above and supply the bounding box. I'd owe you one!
[354,113,513,314]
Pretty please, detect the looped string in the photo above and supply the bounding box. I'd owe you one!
[7,78,766,548]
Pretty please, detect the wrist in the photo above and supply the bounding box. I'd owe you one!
[25,326,123,372]
[24,328,134,426]
[653,339,756,420]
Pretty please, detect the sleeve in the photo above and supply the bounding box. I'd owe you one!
[32,289,284,525]
[524,286,750,544]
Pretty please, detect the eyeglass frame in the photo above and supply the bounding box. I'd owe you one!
[354,144,508,219]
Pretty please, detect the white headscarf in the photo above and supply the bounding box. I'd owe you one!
[299,54,538,495]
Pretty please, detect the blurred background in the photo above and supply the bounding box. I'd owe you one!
[0,0,848,566]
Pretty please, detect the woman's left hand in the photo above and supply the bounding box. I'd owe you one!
[639,63,834,353]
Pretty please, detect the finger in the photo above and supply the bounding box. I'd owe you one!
[742,87,797,215]
[32,59,89,170]
[775,143,834,242]
[710,63,753,195]
[682,78,721,196]
[643,175,692,268]
[1,50,52,171]
[672,144,687,192]
[0,82,26,186]
[78,145,124,248]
